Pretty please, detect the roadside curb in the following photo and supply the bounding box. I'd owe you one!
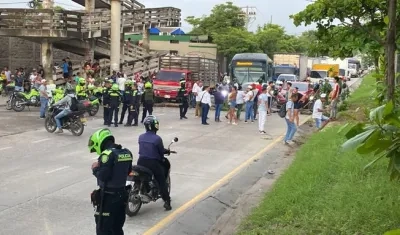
[145,116,312,235]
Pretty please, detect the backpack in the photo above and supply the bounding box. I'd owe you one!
[278,102,287,118]
[70,96,79,111]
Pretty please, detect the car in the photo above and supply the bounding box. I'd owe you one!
[277,74,299,82]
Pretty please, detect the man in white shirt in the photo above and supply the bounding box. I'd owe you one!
[200,86,212,125]
[117,75,126,93]
[192,80,203,117]
[235,85,245,120]
[312,93,329,129]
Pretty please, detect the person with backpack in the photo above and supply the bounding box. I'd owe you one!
[51,88,78,134]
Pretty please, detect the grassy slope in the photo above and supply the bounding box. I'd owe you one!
[237,75,400,235]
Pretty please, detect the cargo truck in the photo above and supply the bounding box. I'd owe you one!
[152,56,219,101]
[272,53,308,81]
[309,64,339,83]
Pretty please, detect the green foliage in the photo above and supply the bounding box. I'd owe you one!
[341,100,400,180]
[185,3,318,58]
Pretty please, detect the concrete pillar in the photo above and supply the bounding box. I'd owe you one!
[41,39,53,83]
[85,39,95,62]
[85,0,95,11]
[110,0,121,72]
[142,25,150,54]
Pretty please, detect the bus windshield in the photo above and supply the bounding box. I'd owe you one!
[232,66,266,84]
[156,71,184,81]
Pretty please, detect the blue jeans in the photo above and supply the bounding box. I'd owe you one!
[201,103,210,124]
[215,103,223,120]
[55,109,71,128]
[40,97,48,118]
[15,86,23,92]
[245,101,254,121]
[315,115,329,129]
[190,93,196,108]
[284,118,297,142]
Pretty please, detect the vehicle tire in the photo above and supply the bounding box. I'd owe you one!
[44,116,57,133]
[125,192,142,217]
[88,103,99,116]
[70,121,84,136]
[11,97,25,112]
[166,175,171,194]
[5,99,12,110]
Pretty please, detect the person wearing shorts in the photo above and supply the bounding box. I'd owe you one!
[312,93,329,129]
[228,86,238,125]
[292,87,303,126]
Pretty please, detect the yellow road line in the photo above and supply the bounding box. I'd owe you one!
[143,117,311,235]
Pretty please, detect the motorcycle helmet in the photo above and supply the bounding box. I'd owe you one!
[111,83,119,91]
[144,81,152,89]
[125,80,133,86]
[143,115,159,132]
[79,78,86,85]
[88,128,115,155]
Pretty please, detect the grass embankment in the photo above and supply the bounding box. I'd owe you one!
[237,75,400,235]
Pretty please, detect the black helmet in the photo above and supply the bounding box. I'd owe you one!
[143,115,159,132]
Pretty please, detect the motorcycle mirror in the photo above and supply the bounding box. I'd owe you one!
[172,137,178,143]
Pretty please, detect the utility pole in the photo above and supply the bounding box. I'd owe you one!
[41,0,54,83]
[239,6,256,30]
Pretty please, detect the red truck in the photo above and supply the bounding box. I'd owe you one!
[153,56,219,102]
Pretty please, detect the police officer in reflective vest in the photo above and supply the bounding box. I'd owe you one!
[141,82,155,123]
[177,78,188,119]
[118,80,134,125]
[108,84,122,127]
[102,80,112,125]
[76,78,88,100]
[127,83,140,126]
[89,128,133,235]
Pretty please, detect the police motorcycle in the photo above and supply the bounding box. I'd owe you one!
[11,85,40,112]
[44,104,86,136]
[125,137,178,217]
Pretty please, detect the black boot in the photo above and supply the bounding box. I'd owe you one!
[164,200,172,211]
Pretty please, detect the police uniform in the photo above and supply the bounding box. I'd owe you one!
[127,89,140,126]
[92,145,133,235]
[76,84,88,100]
[102,86,111,125]
[119,86,133,125]
[140,84,154,123]
[177,79,188,119]
[108,86,122,127]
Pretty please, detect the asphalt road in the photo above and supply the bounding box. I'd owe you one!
[0,77,361,235]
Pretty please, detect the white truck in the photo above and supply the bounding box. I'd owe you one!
[273,53,308,81]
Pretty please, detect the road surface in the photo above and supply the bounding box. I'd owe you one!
[0,77,361,235]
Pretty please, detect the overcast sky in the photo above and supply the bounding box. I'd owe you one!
[0,0,314,34]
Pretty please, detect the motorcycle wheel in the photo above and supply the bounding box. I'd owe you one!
[125,191,142,217]
[88,103,99,116]
[11,97,25,112]
[44,117,57,133]
[70,121,84,136]
[5,99,12,110]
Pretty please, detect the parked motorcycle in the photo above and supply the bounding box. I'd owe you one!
[5,90,18,110]
[11,88,40,112]
[44,105,86,136]
[86,95,100,116]
[125,137,178,217]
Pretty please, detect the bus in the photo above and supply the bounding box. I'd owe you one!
[230,53,273,85]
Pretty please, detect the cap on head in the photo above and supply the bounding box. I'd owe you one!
[41,79,46,84]
[320,93,327,98]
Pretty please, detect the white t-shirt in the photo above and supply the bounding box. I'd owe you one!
[29,74,37,83]
[194,84,203,101]
[285,100,294,119]
[236,90,245,104]
[117,77,126,91]
[200,91,212,106]
[312,99,323,119]
[244,90,253,102]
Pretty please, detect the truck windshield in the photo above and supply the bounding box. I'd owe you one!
[233,67,266,84]
[156,71,184,81]
[310,70,327,78]
[274,67,297,76]
[339,69,345,76]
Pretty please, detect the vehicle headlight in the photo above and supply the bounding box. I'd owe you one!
[309,96,314,100]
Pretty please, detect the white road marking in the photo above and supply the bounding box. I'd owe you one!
[45,166,70,174]
[0,147,12,151]
[32,138,49,143]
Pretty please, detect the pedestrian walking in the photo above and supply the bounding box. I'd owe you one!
[38,79,48,119]
[284,93,298,145]
[244,85,255,123]
[213,86,224,122]
[200,86,211,125]
[177,78,188,119]
[141,82,154,123]
[258,86,268,134]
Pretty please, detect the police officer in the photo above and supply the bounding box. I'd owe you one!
[140,82,155,123]
[102,80,112,125]
[76,78,88,100]
[127,83,140,126]
[118,80,133,125]
[108,84,122,127]
[177,78,188,119]
[89,128,133,235]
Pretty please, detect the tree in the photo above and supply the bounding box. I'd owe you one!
[212,27,260,58]
[290,0,397,100]
[185,2,245,35]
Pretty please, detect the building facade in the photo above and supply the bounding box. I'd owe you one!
[125,35,218,60]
